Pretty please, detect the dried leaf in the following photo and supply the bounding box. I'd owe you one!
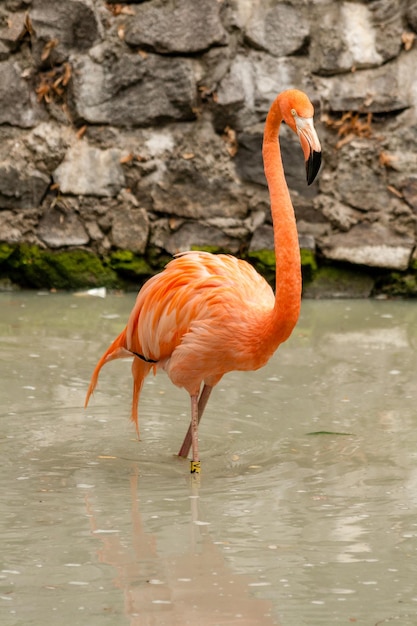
[222,125,238,157]
[120,153,135,164]
[62,62,72,86]
[76,125,87,140]
[24,13,34,36]
[402,31,415,51]
[378,151,397,169]
[387,185,403,199]
[41,38,58,62]
[326,110,373,149]
[105,3,134,16]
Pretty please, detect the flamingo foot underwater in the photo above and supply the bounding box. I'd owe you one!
[85,89,321,473]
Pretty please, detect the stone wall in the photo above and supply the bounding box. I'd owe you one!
[1,0,417,296]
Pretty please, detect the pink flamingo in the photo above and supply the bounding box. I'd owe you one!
[85,89,321,473]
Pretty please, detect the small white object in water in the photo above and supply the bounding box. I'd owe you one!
[152,600,171,605]
[74,287,107,298]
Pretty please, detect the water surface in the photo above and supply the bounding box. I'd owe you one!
[1,292,417,625]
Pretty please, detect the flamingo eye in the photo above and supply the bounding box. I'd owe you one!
[291,108,297,117]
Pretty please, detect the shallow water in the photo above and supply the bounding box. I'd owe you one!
[1,292,417,626]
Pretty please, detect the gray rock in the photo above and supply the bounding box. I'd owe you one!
[53,141,125,197]
[124,0,228,54]
[319,196,361,232]
[250,224,316,254]
[151,175,246,221]
[24,122,73,172]
[30,0,99,64]
[70,50,197,126]
[143,119,248,220]
[250,223,274,252]
[320,223,414,270]
[111,207,149,254]
[37,205,89,248]
[0,163,49,210]
[401,177,417,211]
[406,0,417,30]
[0,11,27,51]
[319,47,417,113]
[310,1,402,75]
[244,2,309,57]
[164,221,242,255]
[0,41,10,61]
[0,61,44,128]
[0,210,24,243]
[320,140,392,213]
[299,233,316,251]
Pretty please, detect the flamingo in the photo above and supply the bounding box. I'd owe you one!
[85,89,321,473]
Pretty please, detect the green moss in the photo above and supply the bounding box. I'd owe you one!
[3,244,117,289]
[0,243,14,263]
[247,248,319,285]
[110,249,152,278]
[247,249,276,285]
[376,270,417,297]
[248,248,275,268]
[300,248,318,283]
[303,264,374,298]
[190,244,223,254]
[49,249,118,289]
[146,247,172,272]
[0,244,166,290]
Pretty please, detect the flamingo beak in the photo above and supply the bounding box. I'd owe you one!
[295,116,322,185]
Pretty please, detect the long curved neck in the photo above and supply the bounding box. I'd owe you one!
[262,100,302,343]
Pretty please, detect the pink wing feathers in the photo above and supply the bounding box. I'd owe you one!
[85,251,275,435]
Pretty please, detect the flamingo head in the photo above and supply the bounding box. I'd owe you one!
[279,89,322,185]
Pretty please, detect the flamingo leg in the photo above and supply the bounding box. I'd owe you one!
[178,384,212,459]
[190,393,200,473]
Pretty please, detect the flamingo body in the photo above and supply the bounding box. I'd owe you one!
[86,251,283,424]
[85,89,322,470]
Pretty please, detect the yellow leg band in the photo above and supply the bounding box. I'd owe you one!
[190,460,201,474]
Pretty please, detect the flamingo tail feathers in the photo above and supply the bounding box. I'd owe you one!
[84,327,130,409]
[85,327,153,439]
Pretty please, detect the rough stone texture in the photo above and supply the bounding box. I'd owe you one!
[30,0,100,65]
[111,207,149,254]
[70,49,197,127]
[0,163,49,209]
[0,60,44,128]
[0,0,417,295]
[320,224,415,270]
[310,1,402,75]
[0,11,27,52]
[124,0,228,54]
[37,205,89,248]
[164,221,243,256]
[53,141,125,197]
[244,2,309,57]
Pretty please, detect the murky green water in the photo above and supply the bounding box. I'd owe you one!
[1,292,417,625]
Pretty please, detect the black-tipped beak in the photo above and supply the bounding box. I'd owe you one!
[294,115,322,186]
[306,149,322,186]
